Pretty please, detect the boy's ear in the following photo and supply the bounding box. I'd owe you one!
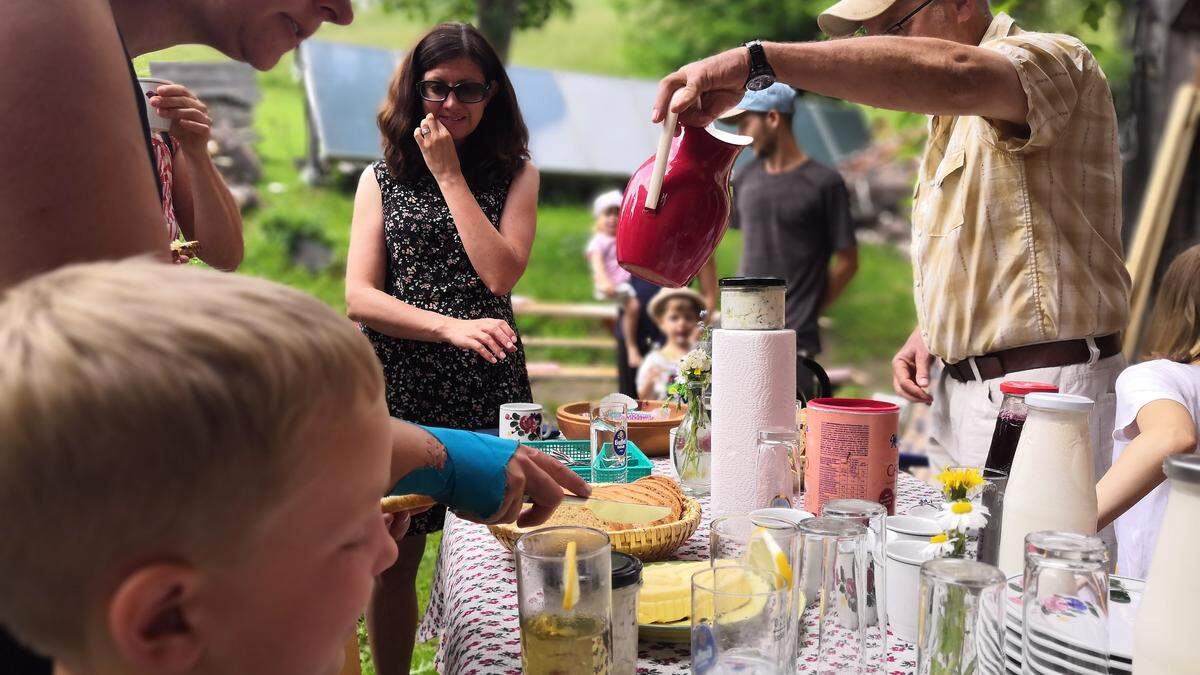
[108,564,204,673]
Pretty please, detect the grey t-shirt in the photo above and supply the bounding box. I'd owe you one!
[731,157,855,354]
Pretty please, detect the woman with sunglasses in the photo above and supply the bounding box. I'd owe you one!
[345,22,537,674]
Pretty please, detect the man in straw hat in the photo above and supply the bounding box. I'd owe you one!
[652,0,1130,476]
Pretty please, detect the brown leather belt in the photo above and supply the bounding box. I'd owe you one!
[942,334,1121,383]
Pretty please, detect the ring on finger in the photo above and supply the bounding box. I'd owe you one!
[420,126,431,137]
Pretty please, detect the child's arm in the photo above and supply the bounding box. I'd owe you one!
[622,295,643,368]
[588,249,615,297]
[636,358,661,401]
[386,418,591,527]
[1096,399,1197,530]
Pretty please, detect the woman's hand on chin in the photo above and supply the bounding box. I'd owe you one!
[414,113,462,182]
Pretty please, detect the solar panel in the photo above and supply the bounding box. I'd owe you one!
[299,40,869,178]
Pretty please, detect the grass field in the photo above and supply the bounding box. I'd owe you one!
[133,4,914,671]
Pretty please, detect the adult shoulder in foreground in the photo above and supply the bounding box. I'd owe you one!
[0,0,167,290]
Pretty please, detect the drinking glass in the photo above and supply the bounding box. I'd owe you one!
[710,513,803,666]
[590,401,629,483]
[515,526,612,675]
[969,468,1008,566]
[691,565,791,674]
[917,558,1006,675]
[1022,531,1109,675]
[754,427,799,509]
[822,499,888,672]
[797,516,870,675]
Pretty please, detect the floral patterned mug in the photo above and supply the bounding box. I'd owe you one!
[499,403,544,442]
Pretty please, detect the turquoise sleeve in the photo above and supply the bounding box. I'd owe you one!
[388,427,519,520]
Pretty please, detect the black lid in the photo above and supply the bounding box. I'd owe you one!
[719,276,785,288]
[610,551,643,589]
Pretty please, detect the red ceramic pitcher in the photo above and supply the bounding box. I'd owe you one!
[616,113,752,288]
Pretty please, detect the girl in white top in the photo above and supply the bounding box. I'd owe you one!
[637,288,706,400]
[1097,244,1200,579]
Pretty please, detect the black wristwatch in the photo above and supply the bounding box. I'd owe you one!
[744,40,776,91]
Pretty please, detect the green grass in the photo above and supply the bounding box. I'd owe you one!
[131,3,915,671]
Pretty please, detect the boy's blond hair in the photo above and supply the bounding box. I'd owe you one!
[0,260,384,657]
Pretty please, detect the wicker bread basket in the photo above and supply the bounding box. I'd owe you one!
[488,496,702,562]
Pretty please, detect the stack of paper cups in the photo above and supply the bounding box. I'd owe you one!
[710,328,797,518]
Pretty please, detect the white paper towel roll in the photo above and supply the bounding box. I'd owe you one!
[711,329,797,518]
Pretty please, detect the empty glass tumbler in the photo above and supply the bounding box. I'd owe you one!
[1021,531,1109,675]
[797,516,870,675]
[822,498,889,672]
[916,558,1007,675]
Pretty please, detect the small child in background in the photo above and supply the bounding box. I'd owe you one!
[586,189,642,367]
[638,288,706,400]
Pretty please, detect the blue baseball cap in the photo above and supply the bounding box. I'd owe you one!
[719,83,797,121]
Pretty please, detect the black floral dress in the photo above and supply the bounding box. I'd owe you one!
[365,161,533,535]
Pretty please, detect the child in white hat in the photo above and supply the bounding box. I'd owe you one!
[585,189,642,367]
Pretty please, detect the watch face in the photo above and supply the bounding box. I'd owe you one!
[746,74,775,91]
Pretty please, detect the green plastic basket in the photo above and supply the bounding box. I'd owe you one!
[526,439,652,483]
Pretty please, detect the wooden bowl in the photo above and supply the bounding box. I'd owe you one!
[555,400,686,457]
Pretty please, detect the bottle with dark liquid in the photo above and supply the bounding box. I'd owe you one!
[983,381,1058,474]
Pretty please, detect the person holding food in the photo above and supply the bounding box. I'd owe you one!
[652,0,1129,476]
[344,23,539,675]
[144,81,244,269]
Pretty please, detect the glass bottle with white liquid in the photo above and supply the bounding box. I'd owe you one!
[996,393,1097,578]
[1133,455,1200,674]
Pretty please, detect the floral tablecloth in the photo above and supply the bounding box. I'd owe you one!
[419,461,942,674]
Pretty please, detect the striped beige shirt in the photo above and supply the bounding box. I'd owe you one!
[911,13,1130,364]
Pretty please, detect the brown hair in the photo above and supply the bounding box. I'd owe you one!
[0,260,384,657]
[378,22,529,186]
[1144,243,1200,363]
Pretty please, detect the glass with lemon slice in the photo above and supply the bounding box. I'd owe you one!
[709,515,803,667]
[515,526,613,674]
[691,565,792,673]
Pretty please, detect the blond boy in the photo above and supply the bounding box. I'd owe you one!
[0,261,584,675]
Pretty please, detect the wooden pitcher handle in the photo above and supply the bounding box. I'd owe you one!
[644,111,678,211]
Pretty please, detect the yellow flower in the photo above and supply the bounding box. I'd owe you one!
[693,368,702,376]
[929,533,949,544]
[936,467,985,496]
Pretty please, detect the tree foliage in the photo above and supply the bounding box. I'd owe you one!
[378,0,572,59]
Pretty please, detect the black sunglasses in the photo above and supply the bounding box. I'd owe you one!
[417,80,491,104]
[884,0,938,35]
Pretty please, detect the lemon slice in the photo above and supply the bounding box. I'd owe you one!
[744,526,792,589]
[562,540,580,611]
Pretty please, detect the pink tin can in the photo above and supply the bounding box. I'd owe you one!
[803,398,901,516]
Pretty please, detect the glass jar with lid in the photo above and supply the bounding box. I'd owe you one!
[610,551,643,674]
[983,381,1058,474]
[718,277,785,330]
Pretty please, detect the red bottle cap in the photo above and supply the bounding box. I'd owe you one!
[999,381,1059,396]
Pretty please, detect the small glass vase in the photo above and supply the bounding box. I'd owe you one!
[671,385,711,496]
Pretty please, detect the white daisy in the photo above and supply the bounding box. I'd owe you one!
[937,500,989,532]
[922,533,954,559]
